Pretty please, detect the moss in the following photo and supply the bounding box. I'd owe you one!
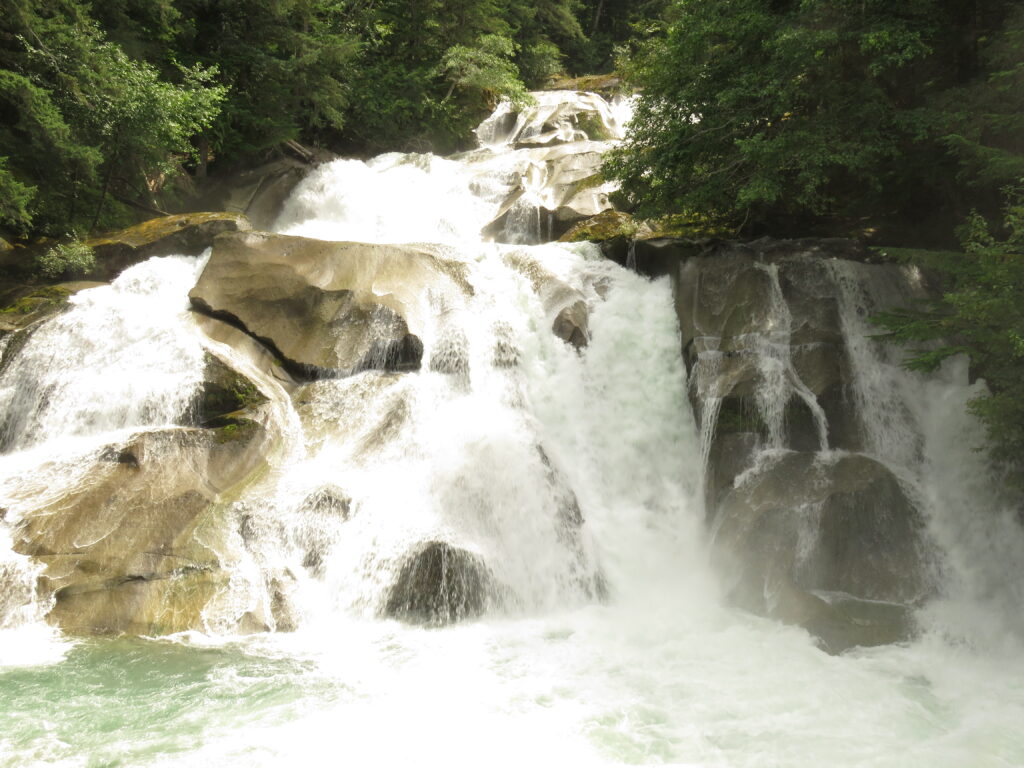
[211,416,260,444]
[85,212,249,250]
[195,353,268,425]
[644,213,730,239]
[560,210,639,242]
[574,113,614,142]
[0,284,73,316]
[715,399,767,435]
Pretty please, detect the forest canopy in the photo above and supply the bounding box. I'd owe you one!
[0,0,651,238]
[605,0,1024,244]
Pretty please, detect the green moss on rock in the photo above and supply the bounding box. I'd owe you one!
[560,210,639,242]
[193,352,268,426]
[211,417,260,444]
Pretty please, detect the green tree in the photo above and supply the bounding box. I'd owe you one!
[874,190,1024,485]
[605,0,1022,239]
[0,0,222,236]
[170,0,361,161]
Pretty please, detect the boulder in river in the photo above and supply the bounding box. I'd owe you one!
[12,422,272,635]
[712,451,933,651]
[190,231,474,378]
[383,541,495,626]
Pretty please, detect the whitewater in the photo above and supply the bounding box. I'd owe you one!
[0,92,1022,767]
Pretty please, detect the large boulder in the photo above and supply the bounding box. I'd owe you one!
[383,541,496,626]
[12,423,272,635]
[189,232,474,378]
[712,451,932,651]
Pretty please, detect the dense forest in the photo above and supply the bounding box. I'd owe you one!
[0,0,1021,481]
[0,0,662,239]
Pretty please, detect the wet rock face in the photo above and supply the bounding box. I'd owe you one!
[665,238,942,651]
[12,424,271,636]
[193,157,321,230]
[383,542,494,626]
[501,251,590,350]
[475,91,627,245]
[715,453,930,603]
[712,451,932,652]
[190,232,472,378]
[481,146,615,245]
[674,248,865,461]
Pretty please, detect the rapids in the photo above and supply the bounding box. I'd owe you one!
[1,92,1023,767]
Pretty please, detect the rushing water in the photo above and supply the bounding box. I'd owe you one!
[1,93,1023,767]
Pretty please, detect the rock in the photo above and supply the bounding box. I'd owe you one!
[544,74,625,98]
[383,542,495,626]
[552,300,589,349]
[190,232,473,378]
[559,210,639,243]
[193,157,319,230]
[13,424,272,635]
[296,487,352,576]
[0,281,105,334]
[476,91,625,148]
[292,373,410,454]
[193,314,299,394]
[85,212,251,280]
[672,248,862,455]
[481,143,615,243]
[712,451,932,649]
[599,237,705,278]
[501,251,590,349]
[190,351,269,426]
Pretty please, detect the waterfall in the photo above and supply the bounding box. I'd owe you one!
[828,258,1024,646]
[0,92,1023,767]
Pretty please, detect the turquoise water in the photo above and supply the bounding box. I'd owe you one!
[4,610,1024,767]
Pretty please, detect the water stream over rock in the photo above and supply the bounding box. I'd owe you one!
[0,92,1022,767]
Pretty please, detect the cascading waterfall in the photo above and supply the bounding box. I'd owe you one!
[0,91,1023,767]
[828,259,1024,646]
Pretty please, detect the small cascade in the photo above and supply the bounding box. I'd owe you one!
[474,90,631,149]
[0,525,45,630]
[752,262,830,451]
[0,255,209,453]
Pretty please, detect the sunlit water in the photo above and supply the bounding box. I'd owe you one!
[1,93,1023,767]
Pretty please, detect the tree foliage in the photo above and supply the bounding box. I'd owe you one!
[0,0,223,236]
[605,0,1024,240]
[0,0,649,238]
[874,191,1024,484]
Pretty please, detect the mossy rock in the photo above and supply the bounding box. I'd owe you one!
[0,281,105,332]
[545,73,625,96]
[559,210,639,242]
[210,417,261,444]
[574,112,615,142]
[85,212,251,280]
[192,352,268,426]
